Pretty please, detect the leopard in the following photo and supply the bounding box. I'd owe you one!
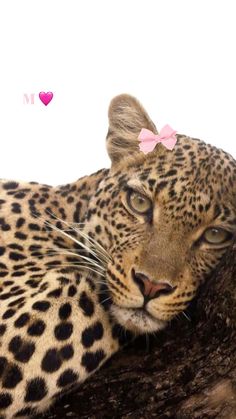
[0,93,236,418]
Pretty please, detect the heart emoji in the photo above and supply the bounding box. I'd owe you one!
[39,91,53,106]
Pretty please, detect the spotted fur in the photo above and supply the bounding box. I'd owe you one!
[0,94,236,418]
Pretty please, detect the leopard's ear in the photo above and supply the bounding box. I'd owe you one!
[106,94,157,166]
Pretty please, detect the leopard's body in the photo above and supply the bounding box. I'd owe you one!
[0,94,236,418]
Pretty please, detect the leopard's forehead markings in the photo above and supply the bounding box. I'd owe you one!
[124,135,235,169]
[117,135,236,196]
[113,135,236,231]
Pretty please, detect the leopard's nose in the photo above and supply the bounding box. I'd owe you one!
[132,269,176,300]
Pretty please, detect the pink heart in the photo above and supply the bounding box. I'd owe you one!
[39,91,53,106]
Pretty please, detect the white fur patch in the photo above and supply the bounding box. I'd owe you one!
[110,304,167,334]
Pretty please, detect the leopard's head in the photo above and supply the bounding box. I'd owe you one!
[84,94,236,334]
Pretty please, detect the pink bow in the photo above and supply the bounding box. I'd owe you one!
[138,125,177,154]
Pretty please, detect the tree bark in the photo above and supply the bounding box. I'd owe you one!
[46,244,236,419]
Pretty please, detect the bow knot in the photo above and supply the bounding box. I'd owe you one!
[138,125,177,154]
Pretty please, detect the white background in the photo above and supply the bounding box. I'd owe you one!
[0,0,236,185]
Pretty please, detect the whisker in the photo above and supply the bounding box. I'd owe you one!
[72,224,111,260]
[44,257,106,273]
[32,212,104,262]
[52,225,111,263]
[43,209,112,262]
[96,289,111,295]
[40,253,105,273]
[100,296,112,305]
[182,311,191,322]
[42,219,107,267]
[42,249,106,270]
[50,214,111,259]
[48,264,107,277]
[92,287,111,294]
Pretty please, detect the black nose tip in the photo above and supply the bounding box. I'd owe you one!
[132,269,175,301]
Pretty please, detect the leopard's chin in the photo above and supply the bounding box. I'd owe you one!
[110,304,167,334]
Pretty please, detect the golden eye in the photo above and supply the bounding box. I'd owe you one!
[203,227,232,244]
[127,190,152,214]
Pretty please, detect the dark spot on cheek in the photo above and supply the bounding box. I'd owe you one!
[95,225,102,234]
[2,309,16,319]
[57,369,78,387]
[14,313,30,328]
[0,324,6,336]
[16,217,26,228]
[15,231,28,240]
[47,288,62,298]
[81,322,104,348]
[3,181,19,190]
[14,192,26,199]
[9,336,23,353]
[0,247,5,256]
[68,285,77,297]
[78,292,95,317]
[2,364,23,389]
[0,392,13,408]
[27,320,46,336]
[54,322,73,341]
[81,349,106,372]
[15,342,35,363]
[8,336,35,363]
[11,203,21,214]
[32,301,51,311]
[28,223,41,231]
[41,349,62,372]
[58,303,72,320]
[73,202,82,223]
[24,377,48,402]
[0,357,7,377]
[9,251,26,261]
[60,344,74,360]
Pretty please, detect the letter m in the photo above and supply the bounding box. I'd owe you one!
[23,93,35,104]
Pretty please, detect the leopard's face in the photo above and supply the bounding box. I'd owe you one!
[84,95,236,334]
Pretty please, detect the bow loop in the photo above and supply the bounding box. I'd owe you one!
[138,125,177,154]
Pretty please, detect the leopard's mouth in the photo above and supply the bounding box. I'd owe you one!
[110,303,167,334]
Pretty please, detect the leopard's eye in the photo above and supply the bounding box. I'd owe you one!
[203,227,233,244]
[127,190,152,214]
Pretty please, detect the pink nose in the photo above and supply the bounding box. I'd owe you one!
[132,269,175,300]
